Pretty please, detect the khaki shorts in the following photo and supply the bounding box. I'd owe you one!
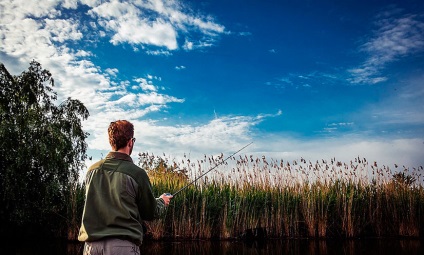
[83,238,140,255]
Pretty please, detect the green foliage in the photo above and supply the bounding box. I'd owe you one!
[0,61,89,237]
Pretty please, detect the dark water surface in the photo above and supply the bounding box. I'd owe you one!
[5,238,424,255]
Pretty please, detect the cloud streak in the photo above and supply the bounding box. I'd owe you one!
[349,10,424,84]
[88,0,225,50]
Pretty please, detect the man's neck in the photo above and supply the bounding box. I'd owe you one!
[116,148,130,155]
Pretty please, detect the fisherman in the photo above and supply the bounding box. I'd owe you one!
[78,120,173,255]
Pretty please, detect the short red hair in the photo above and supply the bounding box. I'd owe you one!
[108,120,134,151]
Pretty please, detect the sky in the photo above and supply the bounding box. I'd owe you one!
[1,0,423,173]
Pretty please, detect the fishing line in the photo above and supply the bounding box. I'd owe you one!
[166,142,253,197]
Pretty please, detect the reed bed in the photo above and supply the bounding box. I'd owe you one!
[138,152,424,240]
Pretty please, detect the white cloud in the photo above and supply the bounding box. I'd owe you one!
[88,0,225,50]
[273,71,342,89]
[113,93,138,106]
[119,114,262,159]
[61,0,78,9]
[137,92,184,105]
[329,122,354,127]
[146,49,172,56]
[105,68,119,77]
[239,32,252,36]
[365,14,424,59]
[0,0,61,21]
[88,1,134,19]
[183,38,216,50]
[183,40,194,50]
[44,18,83,43]
[109,17,178,49]
[134,77,158,92]
[75,50,92,57]
[136,0,225,35]
[349,11,424,84]
[190,17,225,34]
[251,135,424,168]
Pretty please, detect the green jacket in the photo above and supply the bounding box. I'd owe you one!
[78,152,165,245]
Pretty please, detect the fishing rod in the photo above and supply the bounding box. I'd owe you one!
[166,142,253,197]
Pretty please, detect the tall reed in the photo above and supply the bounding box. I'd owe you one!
[139,152,424,240]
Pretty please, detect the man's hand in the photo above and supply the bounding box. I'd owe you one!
[160,193,173,206]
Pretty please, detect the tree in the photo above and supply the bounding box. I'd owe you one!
[0,61,89,238]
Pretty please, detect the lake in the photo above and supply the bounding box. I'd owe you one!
[5,238,424,254]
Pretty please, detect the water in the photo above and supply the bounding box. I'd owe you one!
[5,238,424,255]
[140,239,424,255]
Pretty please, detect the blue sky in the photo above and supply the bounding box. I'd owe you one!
[1,0,423,171]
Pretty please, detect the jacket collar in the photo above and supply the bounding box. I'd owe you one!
[106,151,133,163]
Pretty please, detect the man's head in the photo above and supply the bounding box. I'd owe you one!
[108,120,135,153]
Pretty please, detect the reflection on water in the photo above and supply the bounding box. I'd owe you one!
[1,239,84,255]
[140,239,423,255]
[5,238,424,255]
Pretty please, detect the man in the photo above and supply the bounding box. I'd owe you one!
[78,120,173,255]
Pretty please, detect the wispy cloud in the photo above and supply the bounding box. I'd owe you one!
[182,38,215,50]
[128,111,288,159]
[89,2,179,49]
[137,92,184,106]
[321,122,355,134]
[86,112,271,156]
[134,77,159,92]
[272,10,424,88]
[238,32,252,36]
[88,0,225,50]
[349,10,424,84]
[269,71,343,90]
[145,49,172,56]
[105,68,119,77]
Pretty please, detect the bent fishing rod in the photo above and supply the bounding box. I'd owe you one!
[166,142,253,197]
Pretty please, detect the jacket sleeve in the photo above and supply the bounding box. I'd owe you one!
[137,170,166,220]
[155,198,166,218]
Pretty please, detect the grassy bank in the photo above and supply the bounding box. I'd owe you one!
[140,153,424,240]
